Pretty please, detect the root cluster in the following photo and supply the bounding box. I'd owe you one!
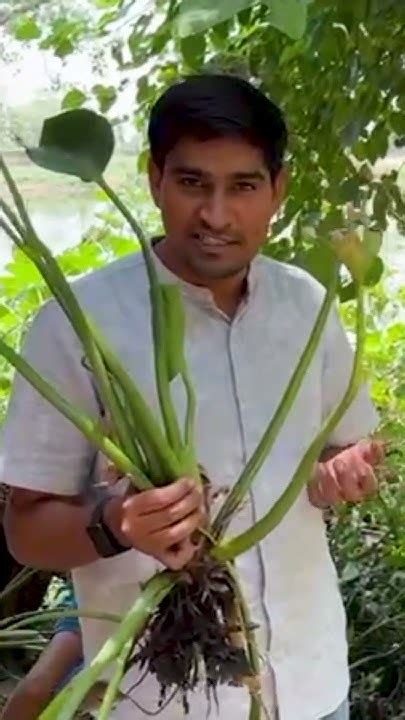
[128,559,254,714]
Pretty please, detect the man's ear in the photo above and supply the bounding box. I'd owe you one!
[148,157,162,208]
[272,166,288,213]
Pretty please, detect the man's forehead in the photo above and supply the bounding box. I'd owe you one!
[165,136,268,177]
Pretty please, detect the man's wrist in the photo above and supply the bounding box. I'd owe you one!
[103,496,132,550]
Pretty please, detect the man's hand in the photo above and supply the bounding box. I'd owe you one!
[308,440,385,509]
[105,478,205,570]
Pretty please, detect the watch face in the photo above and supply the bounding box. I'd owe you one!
[87,523,117,558]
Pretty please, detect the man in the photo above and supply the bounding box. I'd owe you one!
[1,74,382,719]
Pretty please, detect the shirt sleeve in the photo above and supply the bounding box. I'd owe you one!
[0,300,101,495]
[321,303,380,446]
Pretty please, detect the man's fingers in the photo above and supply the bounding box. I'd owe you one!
[358,439,385,466]
[357,466,378,497]
[124,477,195,515]
[134,486,203,533]
[152,509,204,546]
[315,461,343,505]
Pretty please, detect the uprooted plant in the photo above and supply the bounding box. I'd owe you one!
[0,109,382,719]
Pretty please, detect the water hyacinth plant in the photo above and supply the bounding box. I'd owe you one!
[0,109,381,719]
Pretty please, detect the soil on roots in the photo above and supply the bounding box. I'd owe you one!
[129,558,254,714]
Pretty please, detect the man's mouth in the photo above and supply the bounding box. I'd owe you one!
[191,232,234,247]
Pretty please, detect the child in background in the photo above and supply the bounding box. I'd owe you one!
[1,578,83,720]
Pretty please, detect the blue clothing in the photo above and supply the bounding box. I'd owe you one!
[53,578,83,692]
[54,579,81,636]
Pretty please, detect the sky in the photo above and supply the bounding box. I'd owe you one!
[0,0,154,110]
[0,48,97,105]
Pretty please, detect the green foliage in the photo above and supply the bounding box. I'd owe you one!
[26,109,115,182]
[331,284,405,719]
[177,0,254,37]
[177,0,308,39]
[11,15,41,40]
[61,89,87,111]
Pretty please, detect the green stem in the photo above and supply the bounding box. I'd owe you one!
[1,609,122,632]
[0,630,46,639]
[39,571,175,720]
[98,177,183,454]
[212,265,339,540]
[97,638,133,720]
[0,336,151,489]
[181,366,197,461]
[0,566,37,602]
[249,694,262,720]
[227,564,265,720]
[0,641,46,651]
[214,283,366,561]
[0,196,26,238]
[109,377,148,474]
[0,216,23,246]
[91,322,182,481]
[1,157,137,463]
[0,154,35,233]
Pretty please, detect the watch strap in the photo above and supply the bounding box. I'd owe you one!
[87,496,130,558]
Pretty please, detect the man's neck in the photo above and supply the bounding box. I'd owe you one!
[153,240,248,318]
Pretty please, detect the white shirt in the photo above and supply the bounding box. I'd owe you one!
[0,251,378,719]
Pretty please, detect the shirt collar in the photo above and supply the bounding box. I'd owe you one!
[150,244,262,311]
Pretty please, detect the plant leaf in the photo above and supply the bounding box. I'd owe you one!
[263,0,308,40]
[61,88,87,110]
[92,85,118,114]
[177,0,254,37]
[25,109,114,182]
[293,240,338,288]
[12,16,41,41]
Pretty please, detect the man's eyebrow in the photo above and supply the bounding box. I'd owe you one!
[171,165,206,176]
[231,171,267,182]
[170,166,267,181]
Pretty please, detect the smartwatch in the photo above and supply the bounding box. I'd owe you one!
[86,496,130,558]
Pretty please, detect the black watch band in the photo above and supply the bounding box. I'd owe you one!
[86,496,130,558]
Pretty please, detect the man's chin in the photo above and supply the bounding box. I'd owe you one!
[189,257,248,281]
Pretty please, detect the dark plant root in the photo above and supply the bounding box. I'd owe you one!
[126,558,256,715]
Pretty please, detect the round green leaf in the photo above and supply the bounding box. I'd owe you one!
[25,109,115,182]
[92,85,118,114]
[12,16,41,41]
[61,88,87,110]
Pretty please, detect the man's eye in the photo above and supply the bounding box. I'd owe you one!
[235,181,256,192]
[179,177,202,188]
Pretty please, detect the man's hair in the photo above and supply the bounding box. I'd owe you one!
[148,74,288,182]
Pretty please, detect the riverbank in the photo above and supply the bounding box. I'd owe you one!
[0,151,138,202]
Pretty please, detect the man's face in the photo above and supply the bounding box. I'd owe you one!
[148,135,286,282]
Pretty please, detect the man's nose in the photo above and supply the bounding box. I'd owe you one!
[198,190,230,233]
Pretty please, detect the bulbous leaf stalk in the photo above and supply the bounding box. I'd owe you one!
[213,282,366,562]
[212,263,339,540]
